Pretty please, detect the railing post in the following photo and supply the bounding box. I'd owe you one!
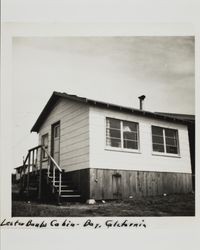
[20,158,24,191]
[38,147,43,200]
[47,163,50,184]
[32,149,35,172]
[59,171,61,196]
[21,156,24,182]
[35,148,38,171]
[53,165,55,193]
[22,154,28,188]
[27,151,31,195]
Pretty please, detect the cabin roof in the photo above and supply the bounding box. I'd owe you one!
[31,91,194,132]
[155,112,195,122]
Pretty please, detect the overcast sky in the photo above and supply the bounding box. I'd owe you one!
[12,36,195,167]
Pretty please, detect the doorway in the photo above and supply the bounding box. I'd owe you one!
[112,173,122,199]
[51,121,60,165]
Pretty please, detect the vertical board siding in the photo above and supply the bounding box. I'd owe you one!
[89,106,192,174]
[89,168,192,200]
[66,169,90,200]
[38,98,89,172]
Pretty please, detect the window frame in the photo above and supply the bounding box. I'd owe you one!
[105,117,140,153]
[41,133,49,161]
[151,125,180,157]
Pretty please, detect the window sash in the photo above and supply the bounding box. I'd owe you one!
[106,118,139,150]
[152,126,179,155]
[42,134,48,159]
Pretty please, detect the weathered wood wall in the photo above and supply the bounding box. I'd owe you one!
[89,168,192,200]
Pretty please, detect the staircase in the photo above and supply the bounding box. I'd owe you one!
[19,145,81,203]
[47,170,81,203]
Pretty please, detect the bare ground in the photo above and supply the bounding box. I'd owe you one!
[12,193,195,217]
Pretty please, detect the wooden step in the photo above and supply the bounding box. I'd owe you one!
[50,180,73,185]
[60,189,77,193]
[24,187,38,192]
[48,176,71,181]
[60,194,81,198]
[54,185,70,188]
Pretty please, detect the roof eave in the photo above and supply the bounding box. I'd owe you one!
[31,91,190,133]
[31,92,59,132]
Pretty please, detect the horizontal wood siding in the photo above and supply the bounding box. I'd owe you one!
[89,106,192,174]
[38,98,89,171]
[89,168,193,200]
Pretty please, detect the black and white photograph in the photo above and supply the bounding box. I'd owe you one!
[1,1,200,250]
[11,36,195,217]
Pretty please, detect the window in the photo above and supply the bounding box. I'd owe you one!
[123,121,138,149]
[41,133,48,159]
[54,124,60,138]
[152,126,179,155]
[106,118,139,150]
[106,118,121,148]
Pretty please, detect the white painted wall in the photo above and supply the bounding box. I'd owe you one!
[37,99,191,174]
[38,98,89,172]
[89,106,192,174]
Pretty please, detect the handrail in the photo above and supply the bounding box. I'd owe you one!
[22,145,41,172]
[20,145,63,199]
[21,151,30,177]
[41,146,62,197]
[28,145,41,152]
[41,146,62,172]
[23,151,30,167]
[23,145,62,173]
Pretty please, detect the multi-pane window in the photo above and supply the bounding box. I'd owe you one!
[152,126,179,155]
[41,133,48,159]
[106,118,139,150]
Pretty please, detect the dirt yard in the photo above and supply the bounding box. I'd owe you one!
[12,193,195,217]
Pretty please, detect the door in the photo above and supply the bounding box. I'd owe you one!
[51,122,60,165]
[112,173,122,199]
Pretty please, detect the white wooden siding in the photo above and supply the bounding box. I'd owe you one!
[38,98,89,172]
[89,106,192,174]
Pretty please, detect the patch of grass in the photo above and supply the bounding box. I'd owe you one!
[12,193,195,217]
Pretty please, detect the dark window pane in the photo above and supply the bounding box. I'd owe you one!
[123,121,137,132]
[107,128,120,137]
[54,126,60,138]
[165,137,177,146]
[166,146,178,154]
[152,126,163,136]
[152,135,164,144]
[165,128,177,138]
[153,143,165,152]
[42,134,48,158]
[109,129,121,139]
[107,118,120,129]
[124,140,138,149]
[107,138,121,148]
[123,131,137,140]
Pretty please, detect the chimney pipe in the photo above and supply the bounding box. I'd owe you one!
[138,95,146,110]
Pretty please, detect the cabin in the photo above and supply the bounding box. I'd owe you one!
[18,91,194,203]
